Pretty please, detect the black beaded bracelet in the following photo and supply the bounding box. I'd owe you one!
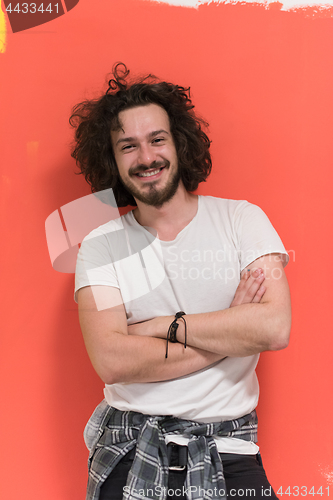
[165,311,187,359]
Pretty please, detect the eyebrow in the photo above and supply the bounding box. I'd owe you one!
[115,129,170,146]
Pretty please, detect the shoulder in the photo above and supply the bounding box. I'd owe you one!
[83,213,129,242]
[198,195,277,239]
[199,195,260,220]
[199,195,250,209]
[81,211,135,250]
[77,212,134,268]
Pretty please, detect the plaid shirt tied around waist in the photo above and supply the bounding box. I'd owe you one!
[85,400,258,500]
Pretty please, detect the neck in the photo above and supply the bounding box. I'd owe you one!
[133,183,198,241]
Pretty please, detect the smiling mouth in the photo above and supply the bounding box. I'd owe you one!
[136,167,165,178]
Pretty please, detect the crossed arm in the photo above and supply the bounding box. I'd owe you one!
[78,253,291,385]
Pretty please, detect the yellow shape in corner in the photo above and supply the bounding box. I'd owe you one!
[0,3,7,53]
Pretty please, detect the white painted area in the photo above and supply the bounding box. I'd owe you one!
[319,464,333,485]
[152,0,333,11]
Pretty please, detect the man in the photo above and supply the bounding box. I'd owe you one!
[71,63,291,500]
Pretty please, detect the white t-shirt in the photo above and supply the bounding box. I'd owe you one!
[75,196,289,454]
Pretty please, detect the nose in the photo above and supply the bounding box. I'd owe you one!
[137,143,157,166]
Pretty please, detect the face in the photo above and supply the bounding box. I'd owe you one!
[111,104,181,208]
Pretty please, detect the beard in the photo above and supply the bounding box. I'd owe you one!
[120,160,181,208]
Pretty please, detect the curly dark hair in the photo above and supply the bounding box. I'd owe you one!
[69,63,212,207]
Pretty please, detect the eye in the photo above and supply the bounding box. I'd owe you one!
[152,137,165,144]
[122,144,134,151]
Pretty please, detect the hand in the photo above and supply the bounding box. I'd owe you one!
[230,268,266,307]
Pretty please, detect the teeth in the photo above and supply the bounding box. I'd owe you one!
[137,168,162,177]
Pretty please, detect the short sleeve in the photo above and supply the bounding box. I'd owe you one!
[74,227,120,303]
[234,202,289,271]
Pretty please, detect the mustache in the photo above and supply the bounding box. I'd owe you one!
[129,160,170,176]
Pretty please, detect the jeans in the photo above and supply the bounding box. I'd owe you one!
[98,445,278,500]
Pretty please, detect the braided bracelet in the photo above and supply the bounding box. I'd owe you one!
[165,311,187,359]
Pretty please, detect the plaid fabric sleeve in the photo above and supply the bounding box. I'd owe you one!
[85,406,258,500]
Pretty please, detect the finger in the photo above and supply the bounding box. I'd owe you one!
[242,267,262,285]
[240,269,251,282]
[251,284,266,303]
[231,271,249,306]
[231,269,265,307]
[249,268,263,280]
[230,271,249,306]
[242,269,265,301]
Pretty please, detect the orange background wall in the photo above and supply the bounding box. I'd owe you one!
[1,0,332,498]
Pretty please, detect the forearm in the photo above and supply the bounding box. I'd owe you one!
[142,257,291,357]
[175,301,291,356]
[78,286,224,385]
[85,329,223,385]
